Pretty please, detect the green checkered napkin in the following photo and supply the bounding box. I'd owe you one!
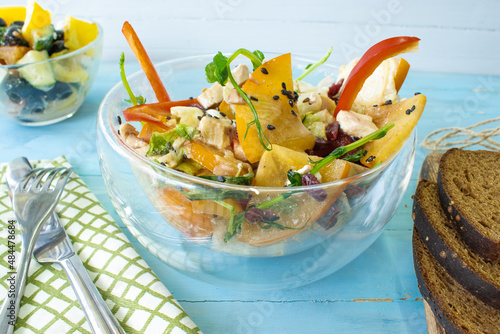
[0,157,201,334]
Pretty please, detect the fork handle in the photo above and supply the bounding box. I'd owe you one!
[0,228,40,334]
[60,255,125,334]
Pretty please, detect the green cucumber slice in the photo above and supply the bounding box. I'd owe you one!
[16,50,56,90]
[31,24,55,51]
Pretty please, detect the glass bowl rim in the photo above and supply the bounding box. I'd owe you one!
[97,52,415,192]
[0,19,103,69]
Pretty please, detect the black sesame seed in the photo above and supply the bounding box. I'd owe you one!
[414,92,421,96]
[291,110,297,116]
[217,176,225,182]
[214,116,219,119]
[273,95,279,100]
[373,104,378,107]
[281,89,288,95]
[267,124,276,130]
[303,97,310,103]
[288,100,294,107]
[385,100,392,105]
[189,96,193,99]
[166,116,171,120]
[250,96,258,101]
[197,115,203,120]
[366,156,376,163]
[117,129,120,135]
[363,150,368,156]
[411,105,416,111]
[281,82,286,90]
[207,113,212,117]
[261,67,269,75]
[117,115,122,125]
[220,112,226,117]
[405,109,412,115]
[183,153,188,159]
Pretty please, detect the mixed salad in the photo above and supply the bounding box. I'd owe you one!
[118,21,426,247]
[0,1,98,116]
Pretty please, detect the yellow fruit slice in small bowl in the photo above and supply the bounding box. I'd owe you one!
[64,15,99,51]
[0,6,26,25]
[21,0,52,47]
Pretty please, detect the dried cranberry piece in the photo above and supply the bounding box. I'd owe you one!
[344,185,367,199]
[328,78,344,99]
[307,129,356,158]
[302,174,327,202]
[326,121,339,141]
[244,208,279,224]
[302,173,321,186]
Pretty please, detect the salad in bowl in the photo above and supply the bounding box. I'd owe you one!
[97,22,425,288]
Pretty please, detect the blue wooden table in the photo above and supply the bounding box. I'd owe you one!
[1,62,498,333]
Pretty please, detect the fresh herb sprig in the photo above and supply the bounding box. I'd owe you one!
[310,123,395,174]
[296,47,333,81]
[119,52,146,105]
[205,49,272,151]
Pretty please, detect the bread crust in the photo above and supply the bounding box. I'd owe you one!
[413,180,500,309]
[437,148,500,263]
[412,231,464,334]
[437,170,500,263]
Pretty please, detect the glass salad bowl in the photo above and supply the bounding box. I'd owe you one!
[0,20,102,126]
[96,53,417,290]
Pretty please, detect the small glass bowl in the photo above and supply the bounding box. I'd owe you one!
[0,21,103,126]
[97,53,417,290]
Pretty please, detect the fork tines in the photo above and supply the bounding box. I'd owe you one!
[21,167,73,192]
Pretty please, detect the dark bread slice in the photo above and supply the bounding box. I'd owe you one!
[413,179,500,309]
[437,148,500,263]
[413,229,500,334]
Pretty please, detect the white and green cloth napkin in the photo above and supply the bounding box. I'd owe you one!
[0,157,201,334]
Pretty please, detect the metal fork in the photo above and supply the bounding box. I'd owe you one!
[0,167,72,334]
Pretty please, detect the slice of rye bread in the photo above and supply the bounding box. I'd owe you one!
[413,230,500,334]
[413,179,500,309]
[437,148,500,263]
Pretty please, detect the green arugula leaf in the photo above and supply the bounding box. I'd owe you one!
[198,173,254,185]
[251,50,265,70]
[146,130,177,156]
[175,124,198,140]
[287,170,303,187]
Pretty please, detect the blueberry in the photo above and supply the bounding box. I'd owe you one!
[9,21,24,27]
[4,26,28,47]
[46,81,73,101]
[48,40,67,56]
[0,18,6,28]
[20,94,46,115]
[55,30,64,40]
[4,73,31,103]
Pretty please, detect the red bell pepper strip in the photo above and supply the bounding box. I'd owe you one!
[122,21,171,102]
[334,36,420,116]
[122,98,199,125]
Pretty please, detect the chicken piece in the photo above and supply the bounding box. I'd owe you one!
[336,110,378,138]
[223,86,246,104]
[225,64,250,88]
[198,115,234,150]
[119,123,148,155]
[198,82,223,109]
